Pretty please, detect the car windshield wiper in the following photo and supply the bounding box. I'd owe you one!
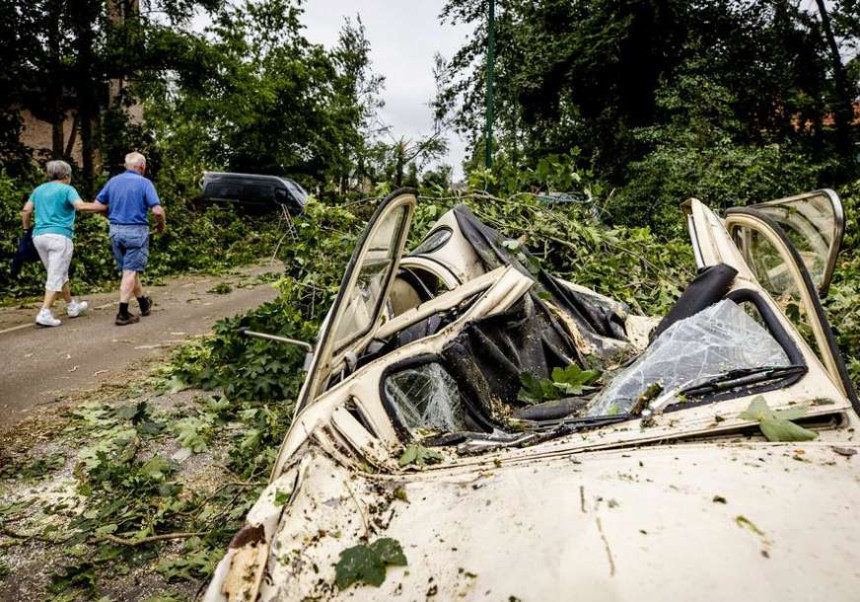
[678,364,807,398]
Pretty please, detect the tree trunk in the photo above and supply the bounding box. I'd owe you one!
[814,0,855,158]
[394,142,405,187]
[64,112,80,158]
[70,0,99,195]
[47,3,64,158]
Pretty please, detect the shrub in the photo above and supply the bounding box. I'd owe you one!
[608,135,834,233]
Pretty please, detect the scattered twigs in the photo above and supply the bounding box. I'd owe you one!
[344,479,370,539]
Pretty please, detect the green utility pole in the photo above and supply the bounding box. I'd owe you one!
[484,0,496,168]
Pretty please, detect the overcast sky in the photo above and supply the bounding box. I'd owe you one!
[299,1,472,178]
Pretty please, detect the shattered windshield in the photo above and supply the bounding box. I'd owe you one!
[381,295,795,446]
[384,362,466,432]
[587,299,791,416]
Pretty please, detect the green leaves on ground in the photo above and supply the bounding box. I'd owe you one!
[398,444,443,468]
[208,283,233,295]
[518,364,601,404]
[140,456,176,480]
[334,538,407,589]
[0,390,272,598]
[157,538,224,582]
[172,415,214,453]
[0,452,65,481]
[739,396,817,442]
[48,563,97,596]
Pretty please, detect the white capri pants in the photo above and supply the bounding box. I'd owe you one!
[33,234,74,292]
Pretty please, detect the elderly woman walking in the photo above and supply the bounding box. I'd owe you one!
[21,160,106,327]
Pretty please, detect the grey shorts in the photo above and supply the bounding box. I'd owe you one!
[109,224,150,273]
[33,234,73,292]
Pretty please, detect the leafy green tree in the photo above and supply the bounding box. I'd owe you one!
[331,16,387,193]
[0,0,224,193]
[141,1,382,194]
[437,0,859,225]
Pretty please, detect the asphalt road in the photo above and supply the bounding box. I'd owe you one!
[0,262,281,430]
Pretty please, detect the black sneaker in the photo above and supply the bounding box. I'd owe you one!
[139,296,153,316]
[116,312,140,326]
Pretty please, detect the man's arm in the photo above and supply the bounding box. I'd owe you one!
[22,199,33,230]
[146,180,165,233]
[152,204,166,233]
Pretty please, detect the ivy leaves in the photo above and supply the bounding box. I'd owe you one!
[739,396,818,442]
[334,538,408,589]
[398,444,443,468]
[518,365,601,404]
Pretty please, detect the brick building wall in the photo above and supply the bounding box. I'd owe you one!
[18,107,85,166]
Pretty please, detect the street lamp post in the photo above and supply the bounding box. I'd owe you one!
[484,0,496,169]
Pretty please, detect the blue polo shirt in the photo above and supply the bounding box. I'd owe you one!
[96,170,161,225]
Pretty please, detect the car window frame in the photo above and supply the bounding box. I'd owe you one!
[744,189,844,296]
[725,207,859,412]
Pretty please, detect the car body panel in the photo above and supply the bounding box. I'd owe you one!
[257,440,860,602]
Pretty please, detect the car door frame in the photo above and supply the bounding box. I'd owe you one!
[293,188,417,417]
[724,207,858,411]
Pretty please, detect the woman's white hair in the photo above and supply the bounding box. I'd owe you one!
[125,152,147,168]
[46,160,72,181]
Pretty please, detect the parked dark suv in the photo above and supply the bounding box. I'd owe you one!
[200,172,308,214]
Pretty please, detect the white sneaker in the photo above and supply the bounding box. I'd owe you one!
[67,300,89,318]
[36,309,61,327]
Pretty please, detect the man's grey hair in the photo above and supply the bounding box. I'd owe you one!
[46,160,72,181]
[125,152,146,169]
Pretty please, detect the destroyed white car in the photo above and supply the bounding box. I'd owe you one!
[206,188,860,601]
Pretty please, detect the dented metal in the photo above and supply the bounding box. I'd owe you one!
[205,190,860,601]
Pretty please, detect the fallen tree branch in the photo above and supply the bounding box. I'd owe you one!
[90,531,205,547]
[0,526,72,545]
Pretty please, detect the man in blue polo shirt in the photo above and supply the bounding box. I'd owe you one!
[94,152,167,325]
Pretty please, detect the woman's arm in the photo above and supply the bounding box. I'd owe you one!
[73,200,107,213]
[22,200,34,229]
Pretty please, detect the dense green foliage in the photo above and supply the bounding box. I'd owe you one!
[436,0,860,228]
[138,2,379,192]
[1,0,437,199]
[1,0,224,190]
[825,179,860,387]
